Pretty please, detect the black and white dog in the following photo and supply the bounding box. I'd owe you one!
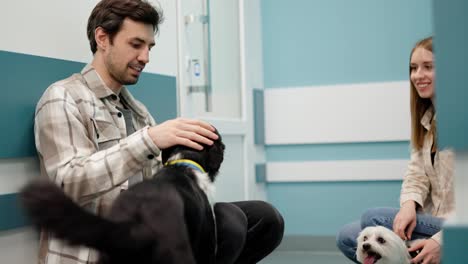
[20,130,225,264]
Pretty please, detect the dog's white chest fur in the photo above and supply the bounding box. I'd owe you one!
[166,154,216,204]
[193,170,216,205]
[356,226,412,264]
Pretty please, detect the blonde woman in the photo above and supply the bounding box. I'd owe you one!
[336,36,454,264]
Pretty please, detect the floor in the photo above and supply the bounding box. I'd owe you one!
[258,236,356,264]
[260,251,355,264]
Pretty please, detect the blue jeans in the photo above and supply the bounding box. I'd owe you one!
[336,207,444,263]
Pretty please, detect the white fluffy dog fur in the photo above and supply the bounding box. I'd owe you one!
[356,226,420,264]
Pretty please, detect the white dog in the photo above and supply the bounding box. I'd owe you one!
[356,226,421,264]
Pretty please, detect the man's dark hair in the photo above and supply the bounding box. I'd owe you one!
[87,0,163,54]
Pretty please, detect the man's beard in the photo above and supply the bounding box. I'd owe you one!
[106,55,139,86]
[109,67,139,86]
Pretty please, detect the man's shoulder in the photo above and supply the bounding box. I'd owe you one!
[49,73,87,92]
[39,73,91,101]
[52,73,83,86]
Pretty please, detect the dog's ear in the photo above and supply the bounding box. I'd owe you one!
[204,130,225,179]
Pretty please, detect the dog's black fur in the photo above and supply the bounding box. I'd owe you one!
[20,130,225,264]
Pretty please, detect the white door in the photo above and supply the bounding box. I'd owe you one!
[176,0,256,202]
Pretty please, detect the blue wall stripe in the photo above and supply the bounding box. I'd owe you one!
[127,71,177,124]
[1,50,176,158]
[0,193,28,231]
[2,51,84,158]
[261,0,432,88]
[267,181,401,236]
[443,225,468,264]
[434,0,468,150]
[266,141,410,162]
[253,89,265,145]
[255,163,267,183]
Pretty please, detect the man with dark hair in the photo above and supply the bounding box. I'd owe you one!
[34,0,283,263]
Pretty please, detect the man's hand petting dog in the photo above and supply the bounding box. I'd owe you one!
[148,118,219,150]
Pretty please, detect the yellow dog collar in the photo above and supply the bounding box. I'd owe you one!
[164,159,206,174]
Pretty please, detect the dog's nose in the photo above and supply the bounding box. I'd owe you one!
[363,243,371,251]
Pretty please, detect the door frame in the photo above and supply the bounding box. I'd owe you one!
[175,0,263,201]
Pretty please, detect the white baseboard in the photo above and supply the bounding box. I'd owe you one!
[0,157,40,195]
[0,227,38,264]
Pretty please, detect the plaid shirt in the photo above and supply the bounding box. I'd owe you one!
[34,64,162,263]
[400,106,455,244]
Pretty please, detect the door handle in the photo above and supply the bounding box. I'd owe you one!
[184,14,209,25]
[184,0,212,112]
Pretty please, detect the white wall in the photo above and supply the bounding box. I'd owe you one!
[0,228,38,263]
[0,0,177,77]
[265,81,411,145]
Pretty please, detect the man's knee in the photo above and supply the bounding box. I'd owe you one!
[214,202,248,263]
[214,202,248,247]
[238,200,285,250]
[256,201,284,242]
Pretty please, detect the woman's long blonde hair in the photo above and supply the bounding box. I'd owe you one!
[410,36,435,150]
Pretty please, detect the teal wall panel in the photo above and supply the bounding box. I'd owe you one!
[0,50,177,158]
[128,73,177,123]
[0,194,28,231]
[255,163,267,183]
[2,51,84,158]
[442,225,468,264]
[433,0,468,150]
[433,1,468,262]
[253,89,265,145]
[267,181,401,236]
[261,0,432,88]
[442,226,468,264]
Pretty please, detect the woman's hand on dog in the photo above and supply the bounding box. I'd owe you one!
[148,118,218,150]
[393,200,417,240]
[408,238,441,264]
